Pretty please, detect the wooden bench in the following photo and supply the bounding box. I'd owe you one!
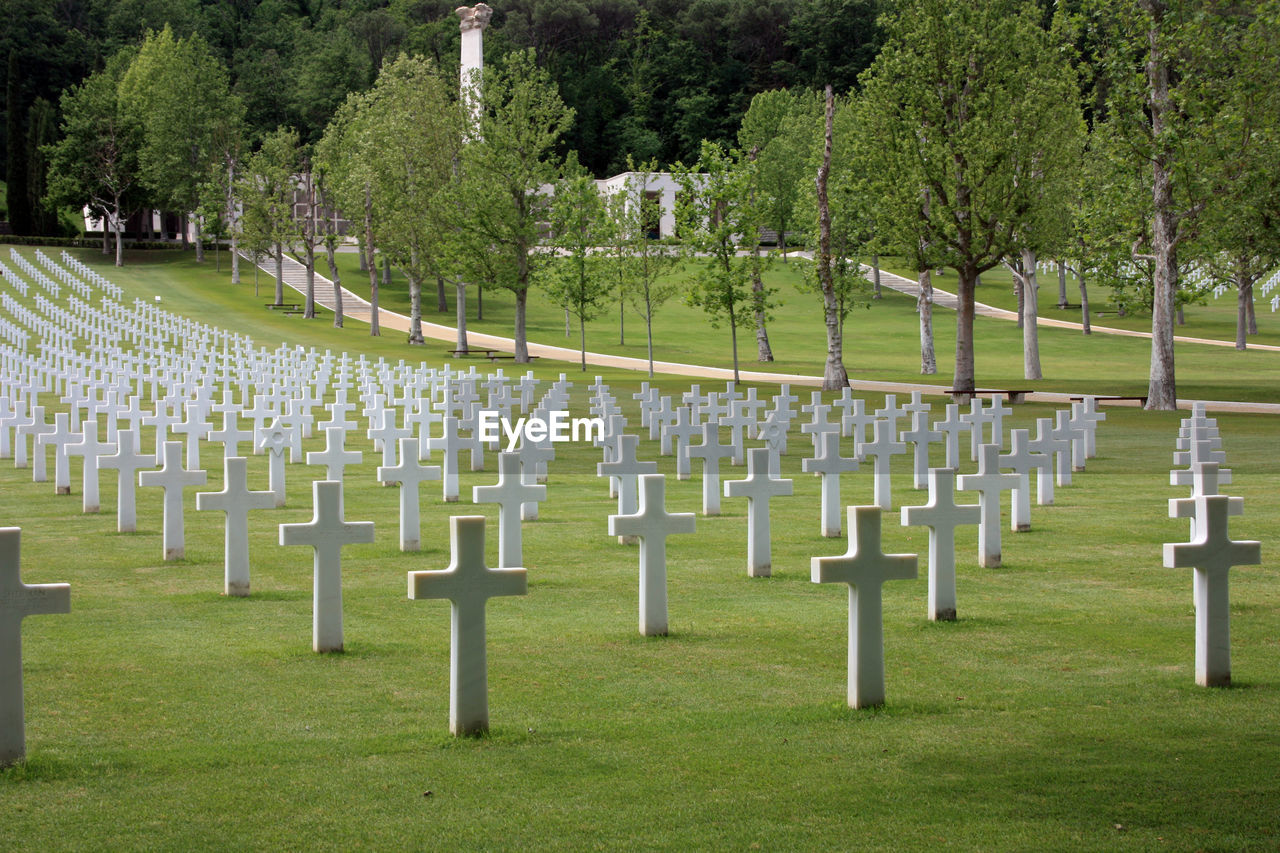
[447,349,538,362]
[1069,394,1149,407]
[947,388,1034,404]
[264,302,302,311]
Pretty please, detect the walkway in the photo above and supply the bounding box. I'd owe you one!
[242,252,1280,415]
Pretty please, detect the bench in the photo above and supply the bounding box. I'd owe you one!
[265,302,302,311]
[947,388,1034,405]
[1069,394,1149,407]
[447,348,539,362]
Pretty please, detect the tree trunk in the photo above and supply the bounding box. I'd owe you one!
[579,314,587,371]
[1246,278,1257,335]
[477,283,483,321]
[436,275,447,312]
[645,298,655,378]
[816,85,849,391]
[382,256,391,287]
[1057,260,1067,308]
[872,254,882,299]
[325,234,343,330]
[619,294,625,345]
[514,288,529,362]
[407,273,424,344]
[1079,270,1091,334]
[455,281,468,352]
[228,159,240,284]
[194,216,205,263]
[1014,273,1025,330]
[918,269,936,374]
[302,171,317,319]
[953,264,978,394]
[363,184,380,336]
[1144,2,1178,410]
[101,222,109,254]
[752,247,774,362]
[358,242,368,272]
[304,246,316,319]
[1235,270,1250,350]
[274,244,284,307]
[1021,248,1042,380]
[565,306,571,336]
[113,198,124,267]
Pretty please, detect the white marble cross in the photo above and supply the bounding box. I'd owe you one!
[98,428,154,532]
[724,447,793,577]
[597,434,657,541]
[38,412,79,495]
[1053,409,1086,472]
[473,452,546,567]
[209,409,254,460]
[0,528,70,766]
[931,405,967,470]
[1029,416,1072,491]
[721,400,757,464]
[608,474,695,636]
[1172,439,1231,489]
[803,429,861,537]
[138,440,208,560]
[66,416,115,513]
[408,515,527,735]
[901,468,980,621]
[1071,396,1105,458]
[664,408,700,480]
[811,506,917,709]
[378,436,442,551]
[959,399,994,461]
[279,480,375,652]
[307,426,363,485]
[900,409,942,490]
[511,435,554,520]
[800,403,841,457]
[1163,495,1261,687]
[1169,461,1243,539]
[368,408,413,484]
[861,418,906,510]
[196,456,277,596]
[841,398,876,451]
[425,416,466,502]
[998,429,1047,531]
[956,444,1021,568]
[686,422,736,516]
[15,405,53,481]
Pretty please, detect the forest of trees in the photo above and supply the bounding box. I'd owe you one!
[5,0,1280,408]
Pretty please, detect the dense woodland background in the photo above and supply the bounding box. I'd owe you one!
[2,0,900,210]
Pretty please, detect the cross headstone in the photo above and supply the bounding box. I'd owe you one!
[956,443,1021,568]
[861,418,906,510]
[1071,396,1106,458]
[307,426,363,487]
[1163,495,1261,687]
[279,480,375,653]
[999,429,1048,530]
[38,412,79,495]
[1169,461,1242,539]
[209,409,254,461]
[425,416,466,502]
[900,409,942,491]
[473,452,546,567]
[686,422,735,516]
[811,506,917,709]
[663,408,700,480]
[960,399,994,461]
[15,405,53,482]
[378,437,442,552]
[196,456,277,596]
[66,416,115,513]
[597,434,657,542]
[608,474,695,636]
[724,447,793,577]
[803,430,861,538]
[0,528,70,766]
[1029,416,1072,491]
[408,515,527,735]
[98,427,154,532]
[901,468,980,621]
[138,441,207,560]
[256,419,291,507]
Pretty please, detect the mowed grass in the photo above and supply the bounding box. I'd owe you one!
[0,247,1276,849]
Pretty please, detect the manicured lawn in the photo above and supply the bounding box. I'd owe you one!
[0,247,1276,849]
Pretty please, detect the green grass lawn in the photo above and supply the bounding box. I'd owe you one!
[0,247,1277,849]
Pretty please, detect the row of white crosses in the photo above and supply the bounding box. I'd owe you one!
[1162,402,1260,687]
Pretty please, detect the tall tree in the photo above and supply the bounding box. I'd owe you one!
[237,126,300,307]
[856,0,1080,395]
[43,52,144,267]
[675,140,773,384]
[549,153,611,370]
[1088,0,1250,408]
[460,49,573,362]
[119,26,241,262]
[359,54,462,345]
[813,85,849,390]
